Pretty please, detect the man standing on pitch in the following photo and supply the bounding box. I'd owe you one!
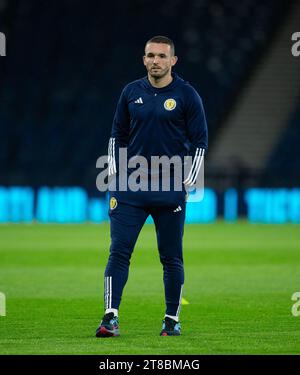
[96,36,208,337]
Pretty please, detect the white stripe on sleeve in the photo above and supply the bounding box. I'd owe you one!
[183,148,204,186]
[108,138,117,176]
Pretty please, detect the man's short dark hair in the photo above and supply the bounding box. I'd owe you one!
[145,35,175,56]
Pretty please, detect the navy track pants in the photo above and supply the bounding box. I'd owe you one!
[104,200,186,317]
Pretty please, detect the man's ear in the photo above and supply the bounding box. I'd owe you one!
[171,55,178,66]
[143,55,146,66]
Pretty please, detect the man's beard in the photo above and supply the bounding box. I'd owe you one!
[149,67,169,79]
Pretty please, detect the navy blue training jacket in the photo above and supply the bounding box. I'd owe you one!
[108,72,208,207]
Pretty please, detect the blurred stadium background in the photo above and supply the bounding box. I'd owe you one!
[0,0,300,354]
[0,0,299,224]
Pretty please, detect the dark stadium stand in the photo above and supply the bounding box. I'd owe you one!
[266,101,300,186]
[0,0,294,188]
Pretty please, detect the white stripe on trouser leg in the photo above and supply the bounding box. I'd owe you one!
[104,277,106,309]
[105,277,108,309]
[109,276,112,309]
[105,276,111,309]
[176,284,184,317]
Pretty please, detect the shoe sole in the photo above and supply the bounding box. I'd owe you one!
[160,331,180,336]
[96,326,120,338]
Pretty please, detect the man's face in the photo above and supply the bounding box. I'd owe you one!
[143,43,177,79]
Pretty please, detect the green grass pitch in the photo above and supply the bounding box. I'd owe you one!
[0,221,300,354]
